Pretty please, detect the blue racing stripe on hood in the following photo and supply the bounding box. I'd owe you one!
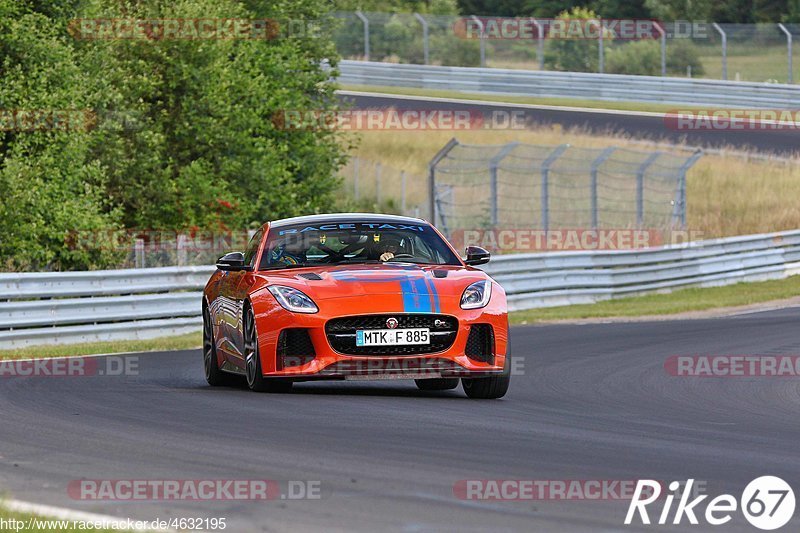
[402,277,432,313]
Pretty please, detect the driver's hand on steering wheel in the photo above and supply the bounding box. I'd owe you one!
[380,252,395,261]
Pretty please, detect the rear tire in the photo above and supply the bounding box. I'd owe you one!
[414,378,460,391]
[461,356,511,399]
[244,306,293,393]
[203,306,236,386]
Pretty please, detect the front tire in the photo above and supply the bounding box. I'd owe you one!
[461,356,511,399]
[203,306,235,386]
[415,378,460,391]
[244,305,293,393]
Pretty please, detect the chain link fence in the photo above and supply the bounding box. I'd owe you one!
[428,139,702,237]
[336,157,430,219]
[334,12,800,84]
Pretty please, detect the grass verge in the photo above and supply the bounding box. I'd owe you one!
[0,331,201,360]
[510,275,800,324]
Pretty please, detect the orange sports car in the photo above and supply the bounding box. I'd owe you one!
[202,214,510,399]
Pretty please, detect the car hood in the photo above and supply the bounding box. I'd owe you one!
[259,263,489,302]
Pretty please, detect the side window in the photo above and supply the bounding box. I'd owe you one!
[243,229,264,268]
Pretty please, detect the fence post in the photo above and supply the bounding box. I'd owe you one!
[712,23,727,80]
[532,18,544,70]
[598,18,604,73]
[653,22,666,77]
[590,147,616,230]
[635,152,661,227]
[427,138,460,225]
[401,170,407,213]
[540,144,569,232]
[353,157,360,200]
[134,238,145,268]
[488,142,519,228]
[375,162,382,205]
[779,23,793,84]
[414,13,429,65]
[470,15,486,67]
[355,11,370,61]
[674,150,703,227]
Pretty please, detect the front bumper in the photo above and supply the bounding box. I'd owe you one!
[252,297,509,380]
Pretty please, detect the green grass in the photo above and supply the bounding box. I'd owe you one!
[0,331,201,360]
[510,275,800,323]
[338,84,687,113]
[697,43,798,84]
[0,505,135,532]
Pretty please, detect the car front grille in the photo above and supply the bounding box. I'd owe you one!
[325,314,458,356]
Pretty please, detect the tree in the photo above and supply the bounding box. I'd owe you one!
[0,0,352,270]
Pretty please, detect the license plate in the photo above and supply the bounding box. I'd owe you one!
[356,328,430,346]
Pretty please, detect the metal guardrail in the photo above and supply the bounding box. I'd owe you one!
[0,266,214,348]
[1,230,799,347]
[483,230,800,310]
[338,60,800,108]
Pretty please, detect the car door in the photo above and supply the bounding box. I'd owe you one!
[225,228,264,369]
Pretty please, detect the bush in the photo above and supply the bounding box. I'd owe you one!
[606,39,705,77]
[544,7,609,73]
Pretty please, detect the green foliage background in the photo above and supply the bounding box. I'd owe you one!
[0,0,350,271]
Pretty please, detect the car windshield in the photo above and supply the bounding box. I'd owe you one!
[260,220,461,269]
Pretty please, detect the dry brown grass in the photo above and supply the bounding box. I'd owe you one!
[343,126,800,238]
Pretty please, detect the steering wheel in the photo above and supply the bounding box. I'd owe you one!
[387,253,415,260]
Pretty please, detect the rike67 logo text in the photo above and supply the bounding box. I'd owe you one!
[626,477,795,530]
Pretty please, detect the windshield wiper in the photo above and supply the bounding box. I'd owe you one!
[262,263,312,270]
[330,258,380,265]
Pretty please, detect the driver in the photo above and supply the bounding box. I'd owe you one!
[270,237,306,266]
[377,237,402,262]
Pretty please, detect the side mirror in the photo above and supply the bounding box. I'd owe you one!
[464,246,490,266]
[216,251,252,272]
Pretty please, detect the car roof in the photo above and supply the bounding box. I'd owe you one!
[268,213,428,229]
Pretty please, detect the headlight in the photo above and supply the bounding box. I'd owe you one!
[460,280,492,309]
[268,285,318,313]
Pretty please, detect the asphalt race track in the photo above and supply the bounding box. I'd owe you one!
[3,308,800,532]
[338,91,800,157]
